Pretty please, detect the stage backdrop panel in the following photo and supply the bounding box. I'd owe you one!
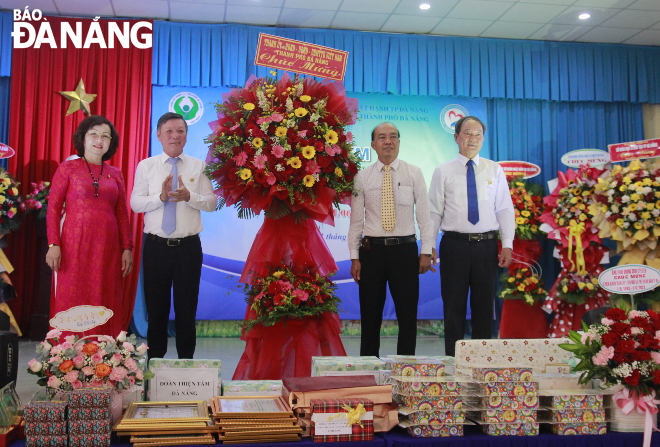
[146,85,486,320]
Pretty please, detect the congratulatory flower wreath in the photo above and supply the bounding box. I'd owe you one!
[205,72,361,222]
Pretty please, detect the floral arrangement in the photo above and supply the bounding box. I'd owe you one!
[553,271,602,305]
[245,265,341,333]
[0,169,22,234]
[590,159,660,269]
[499,268,547,305]
[22,181,50,220]
[26,329,154,392]
[543,168,602,232]
[205,72,360,221]
[560,307,660,395]
[508,176,544,239]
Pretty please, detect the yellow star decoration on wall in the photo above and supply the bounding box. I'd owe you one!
[58,79,97,116]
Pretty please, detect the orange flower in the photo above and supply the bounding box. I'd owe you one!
[81,343,98,356]
[95,364,112,378]
[58,360,74,373]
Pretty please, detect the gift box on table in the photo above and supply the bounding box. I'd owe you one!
[386,360,445,378]
[223,380,282,396]
[478,394,538,410]
[310,398,373,442]
[396,394,463,410]
[311,356,387,377]
[482,422,539,436]
[550,408,606,422]
[552,422,607,435]
[400,409,465,425]
[391,377,462,396]
[26,435,68,447]
[398,421,464,437]
[474,381,538,396]
[481,409,537,424]
[69,433,111,447]
[68,407,110,421]
[68,419,112,435]
[472,365,534,382]
[539,391,604,410]
[68,388,111,408]
[24,402,67,423]
[24,421,67,436]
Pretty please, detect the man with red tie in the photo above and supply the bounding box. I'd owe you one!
[428,116,515,356]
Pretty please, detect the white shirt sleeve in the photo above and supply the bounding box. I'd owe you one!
[186,162,218,212]
[347,172,365,260]
[412,166,433,255]
[494,165,516,249]
[130,160,164,214]
[428,166,444,241]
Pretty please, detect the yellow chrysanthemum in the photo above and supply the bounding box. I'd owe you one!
[325,130,339,145]
[334,167,343,177]
[300,95,311,102]
[570,197,578,204]
[592,277,599,285]
[634,222,643,229]
[635,181,644,188]
[656,217,660,224]
[517,284,525,292]
[586,283,595,290]
[562,286,568,293]
[521,210,531,217]
[616,218,624,227]
[303,175,315,187]
[579,213,587,221]
[9,207,16,215]
[578,282,586,290]
[252,137,263,148]
[531,225,538,232]
[629,203,638,211]
[243,103,255,111]
[656,191,660,198]
[275,127,287,137]
[508,277,515,283]
[287,157,302,169]
[642,212,651,220]
[648,203,655,211]
[656,200,660,209]
[623,177,632,185]
[620,185,628,192]
[582,190,591,197]
[1,178,9,186]
[631,193,640,202]
[240,169,252,180]
[272,271,285,279]
[301,146,316,160]
[601,205,608,212]
[516,217,525,225]
[644,178,653,186]
[294,107,308,117]
[0,196,5,204]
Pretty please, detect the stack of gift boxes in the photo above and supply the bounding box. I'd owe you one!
[311,356,389,384]
[309,398,374,443]
[467,365,540,436]
[540,390,607,435]
[67,388,112,447]
[386,356,466,437]
[24,401,68,447]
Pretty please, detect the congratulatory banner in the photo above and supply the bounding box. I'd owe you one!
[150,86,486,320]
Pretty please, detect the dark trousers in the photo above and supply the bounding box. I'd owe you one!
[143,235,203,359]
[359,241,419,356]
[440,236,498,357]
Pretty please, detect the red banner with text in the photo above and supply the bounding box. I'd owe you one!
[609,138,660,162]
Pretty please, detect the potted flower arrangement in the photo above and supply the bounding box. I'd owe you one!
[560,307,660,438]
[509,177,544,240]
[499,267,549,338]
[0,169,23,234]
[500,268,547,305]
[22,181,50,220]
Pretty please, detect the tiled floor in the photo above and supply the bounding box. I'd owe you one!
[16,336,445,403]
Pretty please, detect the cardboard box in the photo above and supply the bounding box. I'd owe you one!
[310,398,373,442]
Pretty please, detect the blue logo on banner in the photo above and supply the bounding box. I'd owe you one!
[440,104,469,134]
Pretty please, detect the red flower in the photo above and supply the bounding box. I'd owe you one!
[615,339,636,353]
[611,322,631,336]
[624,369,641,387]
[605,308,628,321]
[652,370,660,385]
[601,332,621,347]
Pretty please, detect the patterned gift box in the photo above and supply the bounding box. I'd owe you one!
[68,407,110,420]
[552,422,607,435]
[390,362,445,378]
[482,422,539,436]
[68,419,112,435]
[551,408,606,423]
[26,435,68,447]
[402,410,465,425]
[455,339,575,372]
[540,394,603,410]
[69,433,111,447]
[311,356,387,377]
[482,409,537,424]
[68,388,111,408]
[472,366,534,382]
[24,421,67,436]
[393,379,462,396]
[222,380,282,396]
[24,401,68,422]
[476,382,538,396]
[310,398,374,442]
[397,394,463,410]
[479,394,538,410]
[148,358,222,398]
[403,424,464,437]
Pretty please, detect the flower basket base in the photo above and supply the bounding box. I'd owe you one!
[499,300,549,339]
[232,312,346,380]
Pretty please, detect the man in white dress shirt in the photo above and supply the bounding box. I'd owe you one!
[348,122,435,356]
[131,112,217,359]
[428,116,515,356]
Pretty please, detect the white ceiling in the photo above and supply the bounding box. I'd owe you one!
[1,0,659,46]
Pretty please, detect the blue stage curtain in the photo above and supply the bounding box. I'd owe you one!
[152,22,660,103]
[487,97,644,295]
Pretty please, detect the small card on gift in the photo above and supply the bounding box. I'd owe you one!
[310,398,374,442]
[23,402,67,422]
[545,363,571,374]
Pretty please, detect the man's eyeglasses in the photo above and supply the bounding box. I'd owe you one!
[87,130,112,142]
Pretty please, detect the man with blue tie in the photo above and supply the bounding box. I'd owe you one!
[428,116,515,356]
[131,112,217,359]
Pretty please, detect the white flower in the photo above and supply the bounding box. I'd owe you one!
[653,209,660,217]
[621,196,630,203]
[629,213,637,221]
[629,184,637,190]
[612,204,620,213]
[624,222,631,228]
[285,97,294,113]
[275,164,284,172]
[117,331,127,343]
[644,187,652,194]
[605,211,612,218]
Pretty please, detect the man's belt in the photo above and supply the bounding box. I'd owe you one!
[147,233,199,247]
[365,235,416,246]
[443,230,498,242]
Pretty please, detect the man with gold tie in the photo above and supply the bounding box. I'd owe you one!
[348,122,435,356]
